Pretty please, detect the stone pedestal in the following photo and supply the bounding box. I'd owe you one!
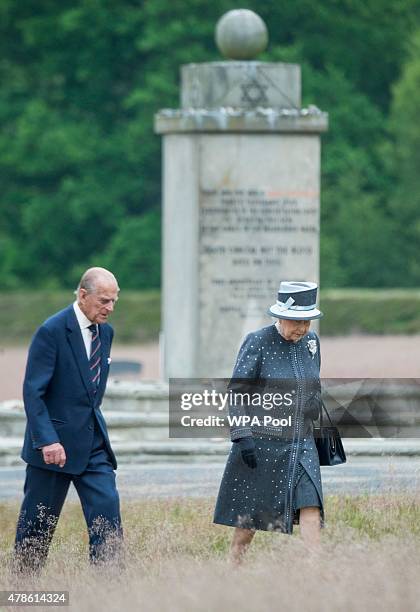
[2,380,420,466]
[155,41,327,379]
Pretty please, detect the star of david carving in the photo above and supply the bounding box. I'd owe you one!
[240,78,269,106]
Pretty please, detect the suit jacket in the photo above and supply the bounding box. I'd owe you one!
[21,304,117,474]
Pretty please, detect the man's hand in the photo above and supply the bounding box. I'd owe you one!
[41,442,66,468]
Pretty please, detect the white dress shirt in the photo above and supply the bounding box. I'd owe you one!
[73,301,96,359]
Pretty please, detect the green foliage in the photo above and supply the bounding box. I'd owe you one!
[0,290,160,343]
[99,209,161,290]
[320,289,420,335]
[0,1,419,289]
[300,64,400,286]
[1,289,420,343]
[388,29,420,284]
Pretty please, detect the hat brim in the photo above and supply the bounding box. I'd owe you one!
[268,305,323,321]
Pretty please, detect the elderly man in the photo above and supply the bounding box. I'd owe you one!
[14,267,123,571]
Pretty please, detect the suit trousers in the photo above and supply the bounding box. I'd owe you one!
[15,421,122,571]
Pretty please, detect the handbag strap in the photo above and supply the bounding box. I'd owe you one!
[319,398,334,427]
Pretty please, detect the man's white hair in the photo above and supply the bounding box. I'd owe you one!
[75,267,118,297]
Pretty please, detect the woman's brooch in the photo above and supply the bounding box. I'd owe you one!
[307,339,317,359]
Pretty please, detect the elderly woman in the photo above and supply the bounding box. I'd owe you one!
[214,281,324,563]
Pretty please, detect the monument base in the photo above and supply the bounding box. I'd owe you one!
[1,381,420,466]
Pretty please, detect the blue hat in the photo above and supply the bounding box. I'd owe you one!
[268,281,323,320]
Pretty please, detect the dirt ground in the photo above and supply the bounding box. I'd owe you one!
[1,335,419,401]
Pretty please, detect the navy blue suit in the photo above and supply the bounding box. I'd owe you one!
[15,305,122,569]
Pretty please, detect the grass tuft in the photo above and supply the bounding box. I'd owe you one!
[1,495,420,611]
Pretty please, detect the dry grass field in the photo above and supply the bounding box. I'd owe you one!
[1,494,420,611]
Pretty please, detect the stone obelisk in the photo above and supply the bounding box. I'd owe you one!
[155,9,328,379]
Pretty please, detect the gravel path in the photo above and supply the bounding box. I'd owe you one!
[1,456,419,501]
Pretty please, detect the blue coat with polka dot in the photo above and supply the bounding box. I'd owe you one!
[214,324,324,533]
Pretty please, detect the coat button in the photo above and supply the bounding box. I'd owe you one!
[88,424,94,431]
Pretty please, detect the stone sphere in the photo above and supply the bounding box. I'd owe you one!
[215,9,268,60]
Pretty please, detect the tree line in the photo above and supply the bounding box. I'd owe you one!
[1,0,419,289]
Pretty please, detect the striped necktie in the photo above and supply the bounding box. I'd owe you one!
[88,323,101,390]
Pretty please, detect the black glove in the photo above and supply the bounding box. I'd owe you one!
[235,437,258,469]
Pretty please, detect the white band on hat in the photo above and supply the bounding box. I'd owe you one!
[276,297,295,311]
[276,299,316,312]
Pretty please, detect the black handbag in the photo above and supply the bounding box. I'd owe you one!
[312,400,346,466]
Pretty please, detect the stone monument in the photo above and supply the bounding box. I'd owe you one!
[0,14,412,467]
[155,9,328,379]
